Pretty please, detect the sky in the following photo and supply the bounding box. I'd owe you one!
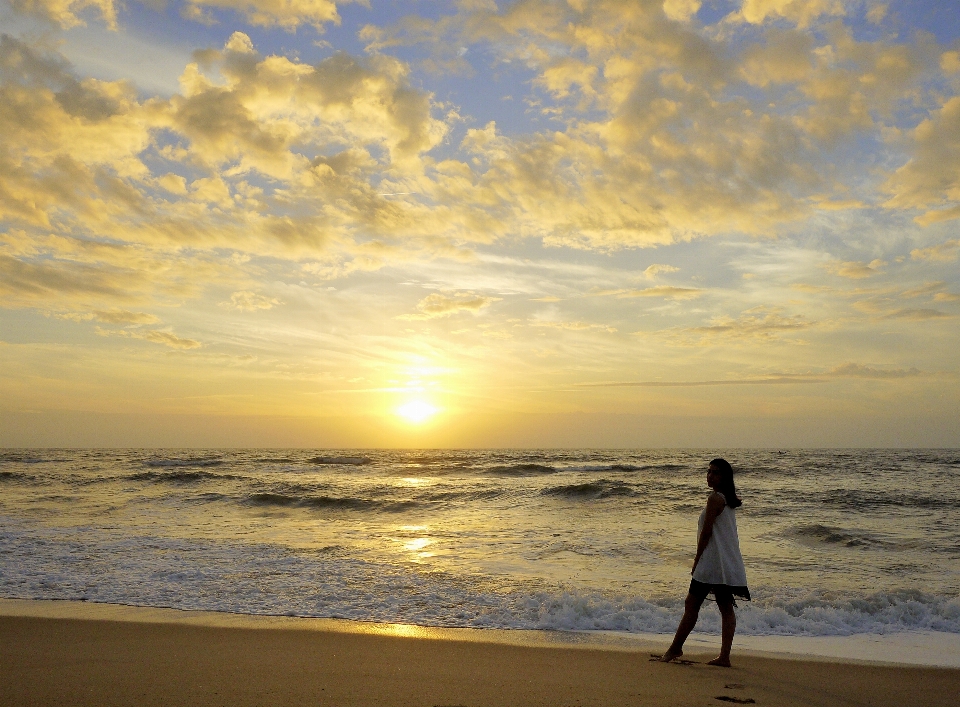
[1,0,958,448]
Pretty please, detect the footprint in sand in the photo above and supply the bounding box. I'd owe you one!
[648,653,696,665]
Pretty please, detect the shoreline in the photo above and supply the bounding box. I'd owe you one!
[3,598,960,668]
[2,599,958,707]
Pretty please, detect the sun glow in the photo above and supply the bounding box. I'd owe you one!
[396,400,438,424]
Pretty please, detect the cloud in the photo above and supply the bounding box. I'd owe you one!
[735,0,847,28]
[0,253,135,302]
[654,306,814,345]
[900,281,948,299]
[642,264,680,279]
[10,0,350,31]
[56,309,160,324]
[825,259,886,279]
[662,0,701,23]
[96,326,202,349]
[221,290,281,311]
[181,0,345,29]
[530,320,617,333]
[360,1,934,251]
[10,0,119,29]
[826,363,922,378]
[910,239,960,262]
[881,308,951,321]
[885,96,960,224]
[578,362,923,386]
[397,292,501,320]
[595,285,702,300]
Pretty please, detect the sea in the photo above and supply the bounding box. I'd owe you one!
[2,448,959,646]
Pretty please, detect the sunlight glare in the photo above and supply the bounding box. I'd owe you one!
[396,399,438,424]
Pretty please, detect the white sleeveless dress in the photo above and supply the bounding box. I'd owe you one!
[691,492,749,596]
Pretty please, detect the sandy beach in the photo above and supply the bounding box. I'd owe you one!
[1,601,957,707]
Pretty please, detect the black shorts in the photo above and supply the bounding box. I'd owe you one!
[689,579,751,606]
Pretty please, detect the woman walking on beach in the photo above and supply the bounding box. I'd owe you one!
[660,458,749,667]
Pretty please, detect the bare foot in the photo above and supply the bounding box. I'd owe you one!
[707,656,732,667]
[659,648,683,663]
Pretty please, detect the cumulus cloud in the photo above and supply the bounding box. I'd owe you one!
[221,290,281,311]
[397,292,501,320]
[11,0,350,31]
[361,1,933,250]
[10,0,118,29]
[735,0,846,28]
[885,96,960,224]
[181,0,346,29]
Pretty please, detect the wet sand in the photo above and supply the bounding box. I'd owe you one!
[1,601,957,707]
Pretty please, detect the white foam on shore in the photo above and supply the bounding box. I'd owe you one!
[3,599,959,667]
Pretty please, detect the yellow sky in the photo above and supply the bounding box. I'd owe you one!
[1,0,958,447]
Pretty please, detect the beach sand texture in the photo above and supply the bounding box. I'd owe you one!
[3,609,958,707]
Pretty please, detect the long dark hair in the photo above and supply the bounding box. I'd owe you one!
[710,458,742,509]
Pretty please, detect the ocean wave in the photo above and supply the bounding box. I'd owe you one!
[0,471,33,481]
[816,489,956,510]
[542,479,635,499]
[130,470,236,483]
[143,458,224,469]
[246,492,418,512]
[308,456,372,466]
[0,454,67,464]
[566,463,643,472]
[3,528,959,636]
[786,524,916,550]
[485,463,557,476]
[424,489,503,503]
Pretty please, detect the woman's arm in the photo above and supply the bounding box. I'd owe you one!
[691,492,726,574]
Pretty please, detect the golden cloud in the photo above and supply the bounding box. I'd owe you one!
[221,290,282,311]
[910,239,960,262]
[182,0,345,29]
[10,0,118,28]
[885,96,960,223]
[825,259,886,279]
[881,308,951,321]
[736,0,846,28]
[96,326,202,349]
[397,292,501,320]
[594,285,702,300]
[56,309,160,324]
[654,306,814,346]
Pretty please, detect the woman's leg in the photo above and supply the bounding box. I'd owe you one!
[660,591,704,662]
[707,597,736,667]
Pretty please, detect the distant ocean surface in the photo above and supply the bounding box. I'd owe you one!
[2,449,959,638]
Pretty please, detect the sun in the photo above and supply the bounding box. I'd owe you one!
[396,399,438,424]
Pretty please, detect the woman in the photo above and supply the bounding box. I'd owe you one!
[660,458,749,667]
